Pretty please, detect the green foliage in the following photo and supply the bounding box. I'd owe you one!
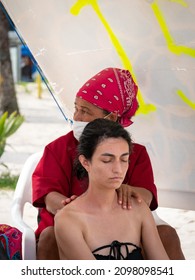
[0,111,25,158]
[0,172,19,190]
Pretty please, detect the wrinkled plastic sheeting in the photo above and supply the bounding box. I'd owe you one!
[1,0,195,209]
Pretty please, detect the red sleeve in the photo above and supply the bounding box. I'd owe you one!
[124,143,158,210]
[32,132,77,208]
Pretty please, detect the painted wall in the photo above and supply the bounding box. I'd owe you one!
[2,0,195,209]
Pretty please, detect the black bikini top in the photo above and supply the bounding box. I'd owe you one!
[92,240,143,260]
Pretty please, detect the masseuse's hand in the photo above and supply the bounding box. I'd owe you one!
[62,195,78,206]
[117,184,153,209]
[116,184,142,209]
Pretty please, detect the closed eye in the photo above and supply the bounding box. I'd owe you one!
[120,155,129,163]
[101,154,129,163]
[121,159,129,163]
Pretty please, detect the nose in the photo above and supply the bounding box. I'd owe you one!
[112,160,122,174]
[73,110,82,121]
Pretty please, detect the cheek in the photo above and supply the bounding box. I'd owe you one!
[85,116,96,122]
[123,162,129,172]
[89,163,108,178]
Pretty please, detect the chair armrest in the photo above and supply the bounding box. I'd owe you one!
[11,198,36,260]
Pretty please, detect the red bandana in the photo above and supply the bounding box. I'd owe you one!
[76,67,138,127]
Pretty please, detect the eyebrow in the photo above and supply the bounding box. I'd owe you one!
[101,152,129,157]
[74,102,91,112]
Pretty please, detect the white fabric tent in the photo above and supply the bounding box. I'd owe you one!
[1,0,195,210]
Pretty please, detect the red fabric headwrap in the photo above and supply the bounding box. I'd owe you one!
[76,67,138,127]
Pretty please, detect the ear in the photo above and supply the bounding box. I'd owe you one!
[108,112,118,122]
[78,155,90,172]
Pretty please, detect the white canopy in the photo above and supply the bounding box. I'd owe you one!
[2,0,195,210]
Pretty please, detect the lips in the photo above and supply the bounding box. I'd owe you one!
[110,177,123,181]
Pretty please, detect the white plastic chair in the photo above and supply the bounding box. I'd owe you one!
[11,152,42,260]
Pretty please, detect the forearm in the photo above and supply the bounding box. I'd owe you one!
[45,191,67,215]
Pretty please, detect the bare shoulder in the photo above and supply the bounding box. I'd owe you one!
[55,201,79,221]
[54,205,85,243]
[131,198,151,218]
[55,203,79,232]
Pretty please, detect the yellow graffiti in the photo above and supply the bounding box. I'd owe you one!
[71,0,194,113]
[166,0,188,7]
[151,0,195,57]
[177,90,195,109]
[70,0,156,115]
[151,0,195,109]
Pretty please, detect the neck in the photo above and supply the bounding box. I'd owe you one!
[84,184,118,211]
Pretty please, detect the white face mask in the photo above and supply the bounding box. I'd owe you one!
[72,120,89,141]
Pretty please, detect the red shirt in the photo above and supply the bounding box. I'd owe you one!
[32,131,158,238]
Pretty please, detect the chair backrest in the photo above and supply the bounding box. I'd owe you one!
[11,151,42,260]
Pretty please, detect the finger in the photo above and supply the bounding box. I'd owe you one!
[61,199,66,206]
[63,198,71,205]
[122,188,129,209]
[117,188,123,205]
[126,194,133,210]
[70,195,77,200]
[132,192,142,203]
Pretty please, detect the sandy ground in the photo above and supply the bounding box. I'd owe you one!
[0,83,195,260]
